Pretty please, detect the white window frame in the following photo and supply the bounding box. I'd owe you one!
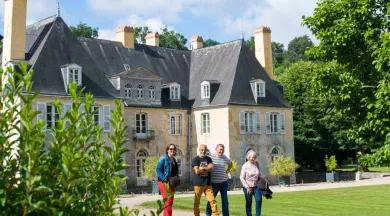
[250,79,266,101]
[201,81,210,99]
[265,112,285,134]
[92,106,100,125]
[125,83,132,98]
[149,86,156,99]
[201,113,210,134]
[239,111,261,134]
[68,66,82,86]
[176,149,183,176]
[169,114,182,135]
[46,104,59,130]
[170,84,180,100]
[136,149,148,177]
[137,85,144,99]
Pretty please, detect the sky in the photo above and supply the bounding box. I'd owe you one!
[0,0,319,48]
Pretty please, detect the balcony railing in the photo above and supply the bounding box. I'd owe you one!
[132,129,155,141]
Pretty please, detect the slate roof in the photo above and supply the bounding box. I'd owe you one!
[1,16,291,108]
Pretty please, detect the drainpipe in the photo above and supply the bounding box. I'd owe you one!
[187,110,192,183]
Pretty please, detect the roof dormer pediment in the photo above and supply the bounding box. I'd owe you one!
[111,67,162,81]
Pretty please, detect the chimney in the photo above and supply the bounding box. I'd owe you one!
[116,26,134,49]
[191,36,203,50]
[145,32,159,47]
[254,26,274,80]
[2,0,27,67]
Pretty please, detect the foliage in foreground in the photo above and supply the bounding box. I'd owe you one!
[269,156,299,177]
[0,65,130,215]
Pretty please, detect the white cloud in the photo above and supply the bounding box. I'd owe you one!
[98,29,116,41]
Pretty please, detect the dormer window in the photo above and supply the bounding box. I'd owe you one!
[61,63,82,91]
[256,82,265,97]
[149,86,155,99]
[201,81,210,99]
[137,85,144,98]
[169,84,180,100]
[125,83,132,98]
[250,79,266,100]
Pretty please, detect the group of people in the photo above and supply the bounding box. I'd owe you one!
[155,143,263,216]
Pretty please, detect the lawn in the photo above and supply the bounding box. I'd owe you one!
[335,165,390,172]
[141,185,390,216]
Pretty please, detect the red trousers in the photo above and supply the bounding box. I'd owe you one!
[157,181,175,216]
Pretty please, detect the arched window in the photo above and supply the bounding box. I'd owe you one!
[270,147,281,162]
[176,149,183,176]
[137,85,144,99]
[136,149,148,177]
[125,83,132,98]
[149,86,155,99]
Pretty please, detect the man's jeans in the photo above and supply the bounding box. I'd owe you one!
[243,187,262,216]
[206,181,229,216]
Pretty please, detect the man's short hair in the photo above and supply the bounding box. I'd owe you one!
[215,144,225,150]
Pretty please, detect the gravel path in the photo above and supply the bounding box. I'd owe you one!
[118,177,390,216]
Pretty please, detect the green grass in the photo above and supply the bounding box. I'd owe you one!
[141,185,390,216]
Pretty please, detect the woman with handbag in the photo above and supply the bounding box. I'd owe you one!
[156,144,180,216]
[240,150,262,216]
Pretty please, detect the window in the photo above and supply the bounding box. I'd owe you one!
[92,106,100,125]
[176,149,183,176]
[239,111,261,134]
[256,82,265,97]
[170,86,180,100]
[169,114,182,135]
[201,113,210,134]
[265,112,285,134]
[137,85,144,99]
[69,68,81,85]
[149,86,155,99]
[125,83,132,98]
[136,149,148,177]
[271,147,281,162]
[46,104,59,129]
[123,64,131,71]
[135,113,148,135]
[201,83,210,98]
[250,79,266,101]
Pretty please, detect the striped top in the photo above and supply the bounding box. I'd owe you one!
[210,154,232,183]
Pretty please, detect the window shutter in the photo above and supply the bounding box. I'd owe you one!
[37,102,47,123]
[78,69,82,86]
[280,112,285,134]
[250,82,257,103]
[239,111,245,134]
[103,105,111,132]
[265,112,271,134]
[169,113,172,135]
[63,103,72,116]
[255,111,261,134]
[179,114,182,135]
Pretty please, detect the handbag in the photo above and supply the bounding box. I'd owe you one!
[168,176,181,187]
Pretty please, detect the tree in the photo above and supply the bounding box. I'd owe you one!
[272,42,285,67]
[302,0,390,167]
[159,27,188,50]
[70,23,99,39]
[203,39,220,48]
[134,26,151,44]
[284,35,313,65]
[244,36,254,52]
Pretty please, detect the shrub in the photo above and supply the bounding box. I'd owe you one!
[143,156,160,180]
[0,65,131,215]
[324,155,338,172]
[269,156,299,177]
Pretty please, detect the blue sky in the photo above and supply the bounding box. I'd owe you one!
[0,0,318,48]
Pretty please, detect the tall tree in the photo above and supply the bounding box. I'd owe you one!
[272,42,285,67]
[244,36,255,52]
[284,35,314,66]
[134,26,151,44]
[303,0,390,167]
[159,27,188,50]
[70,23,99,39]
[203,39,220,48]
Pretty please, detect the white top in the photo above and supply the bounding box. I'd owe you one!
[240,161,261,188]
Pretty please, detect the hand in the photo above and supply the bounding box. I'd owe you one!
[247,187,253,195]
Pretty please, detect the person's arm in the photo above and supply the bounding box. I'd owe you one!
[156,156,166,181]
[240,164,248,188]
[226,159,233,174]
[199,157,214,172]
[192,157,204,174]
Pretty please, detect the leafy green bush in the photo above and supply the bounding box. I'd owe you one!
[0,65,131,215]
[324,155,338,172]
[226,160,238,173]
[269,156,299,177]
[143,156,160,180]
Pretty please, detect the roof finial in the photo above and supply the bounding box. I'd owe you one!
[57,1,60,17]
